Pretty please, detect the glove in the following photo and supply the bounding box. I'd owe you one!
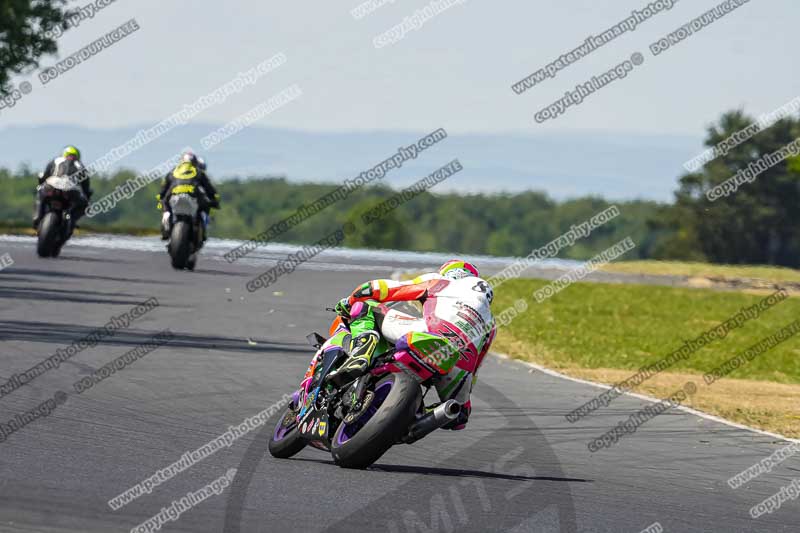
[334,298,351,319]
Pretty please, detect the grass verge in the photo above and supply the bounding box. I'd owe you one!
[601,260,800,285]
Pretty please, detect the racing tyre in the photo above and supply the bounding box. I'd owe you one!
[331,372,420,469]
[269,400,307,459]
[36,212,60,258]
[169,221,192,269]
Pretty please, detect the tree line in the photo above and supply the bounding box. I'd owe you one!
[1,108,798,266]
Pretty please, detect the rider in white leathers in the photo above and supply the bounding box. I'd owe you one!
[325,260,496,430]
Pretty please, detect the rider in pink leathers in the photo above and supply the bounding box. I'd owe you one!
[318,260,496,430]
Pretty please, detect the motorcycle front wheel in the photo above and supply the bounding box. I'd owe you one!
[268,397,307,459]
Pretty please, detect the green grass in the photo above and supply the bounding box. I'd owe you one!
[493,278,800,384]
[601,260,800,284]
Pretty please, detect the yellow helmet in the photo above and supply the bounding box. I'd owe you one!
[63,146,81,160]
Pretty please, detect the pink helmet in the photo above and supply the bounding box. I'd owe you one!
[438,260,480,280]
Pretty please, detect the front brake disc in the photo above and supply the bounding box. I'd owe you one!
[343,390,375,424]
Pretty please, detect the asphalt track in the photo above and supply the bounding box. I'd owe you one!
[0,237,798,533]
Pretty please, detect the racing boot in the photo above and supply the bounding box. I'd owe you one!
[32,190,44,229]
[326,330,380,388]
[200,211,210,243]
[160,211,171,240]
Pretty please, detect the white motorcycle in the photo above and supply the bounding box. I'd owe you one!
[36,175,84,258]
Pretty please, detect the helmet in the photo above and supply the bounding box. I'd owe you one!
[438,260,480,280]
[196,157,207,171]
[63,146,81,160]
[181,151,198,166]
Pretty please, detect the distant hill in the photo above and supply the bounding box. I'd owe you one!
[0,124,701,201]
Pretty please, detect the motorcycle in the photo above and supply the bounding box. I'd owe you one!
[162,189,207,271]
[269,302,462,469]
[36,175,82,258]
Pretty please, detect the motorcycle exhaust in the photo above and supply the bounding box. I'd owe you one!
[403,400,461,444]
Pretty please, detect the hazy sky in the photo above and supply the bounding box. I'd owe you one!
[3,0,796,137]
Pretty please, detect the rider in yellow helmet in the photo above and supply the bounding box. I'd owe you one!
[158,151,220,240]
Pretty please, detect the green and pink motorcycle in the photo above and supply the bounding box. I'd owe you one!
[268,303,463,469]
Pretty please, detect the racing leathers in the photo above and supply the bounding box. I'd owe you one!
[34,157,91,228]
[318,273,497,430]
[158,161,220,238]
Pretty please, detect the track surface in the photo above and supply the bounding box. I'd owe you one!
[0,238,798,532]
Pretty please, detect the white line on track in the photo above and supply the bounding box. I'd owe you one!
[493,352,800,444]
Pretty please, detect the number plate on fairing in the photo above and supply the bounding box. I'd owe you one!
[298,409,330,441]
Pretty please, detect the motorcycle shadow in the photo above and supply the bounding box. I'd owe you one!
[58,255,127,264]
[286,456,592,484]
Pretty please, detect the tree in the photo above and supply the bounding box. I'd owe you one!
[670,110,800,267]
[343,199,411,250]
[0,0,70,94]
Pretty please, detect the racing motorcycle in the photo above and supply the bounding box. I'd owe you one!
[269,302,462,469]
[36,175,82,258]
[162,188,207,271]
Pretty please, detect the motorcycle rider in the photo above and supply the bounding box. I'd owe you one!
[33,146,91,229]
[317,260,496,430]
[158,151,220,240]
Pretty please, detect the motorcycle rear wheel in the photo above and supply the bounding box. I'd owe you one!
[331,372,420,469]
[36,212,61,258]
[169,221,192,269]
